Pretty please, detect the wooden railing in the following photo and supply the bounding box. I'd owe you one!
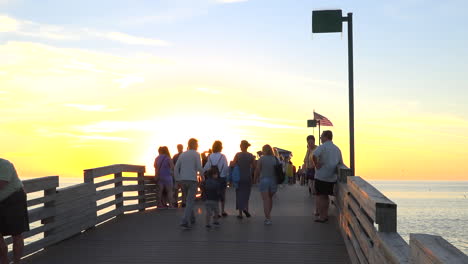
[8,163,467,263]
[6,164,161,258]
[335,166,468,264]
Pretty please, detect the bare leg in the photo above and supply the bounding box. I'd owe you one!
[317,195,330,220]
[157,183,165,207]
[0,235,8,264]
[221,189,226,214]
[166,187,174,207]
[12,234,24,264]
[205,209,211,225]
[261,192,270,219]
[268,192,275,215]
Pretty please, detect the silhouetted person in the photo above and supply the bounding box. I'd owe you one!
[254,145,278,225]
[0,158,30,264]
[154,146,175,208]
[172,144,185,207]
[304,135,318,195]
[231,140,255,219]
[201,168,221,228]
[313,131,344,223]
[174,138,204,229]
[203,141,229,217]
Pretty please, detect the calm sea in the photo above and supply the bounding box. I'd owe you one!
[370,181,468,255]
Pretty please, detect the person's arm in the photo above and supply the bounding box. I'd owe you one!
[203,155,211,172]
[231,153,239,167]
[174,158,181,182]
[313,146,323,169]
[196,153,204,181]
[221,155,229,178]
[254,158,262,183]
[0,162,11,190]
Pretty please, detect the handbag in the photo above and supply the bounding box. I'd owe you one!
[274,158,285,184]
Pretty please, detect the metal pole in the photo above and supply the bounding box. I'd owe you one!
[347,13,355,176]
[318,120,321,146]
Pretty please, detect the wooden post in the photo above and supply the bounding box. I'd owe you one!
[42,186,57,240]
[137,171,146,211]
[114,172,123,215]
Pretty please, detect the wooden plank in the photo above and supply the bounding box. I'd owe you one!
[337,212,360,264]
[97,197,124,211]
[410,234,468,264]
[27,193,56,207]
[96,209,119,223]
[121,177,138,181]
[347,177,397,232]
[122,184,144,192]
[123,195,145,201]
[84,165,123,179]
[377,232,409,264]
[23,176,59,193]
[120,164,145,173]
[95,178,121,188]
[29,207,55,222]
[96,187,119,201]
[123,203,145,212]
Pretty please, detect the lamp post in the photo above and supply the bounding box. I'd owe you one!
[312,10,355,175]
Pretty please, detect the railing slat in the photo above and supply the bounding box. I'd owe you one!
[23,176,59,193]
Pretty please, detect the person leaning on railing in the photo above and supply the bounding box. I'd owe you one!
[312,131,344,223]
[0,158,30,264]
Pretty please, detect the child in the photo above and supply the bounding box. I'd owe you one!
[202,168,222,228]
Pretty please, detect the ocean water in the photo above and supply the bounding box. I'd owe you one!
[370,181,468,255]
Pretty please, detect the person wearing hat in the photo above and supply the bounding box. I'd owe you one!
[231,140,256,219]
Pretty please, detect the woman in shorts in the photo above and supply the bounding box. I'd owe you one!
[254,145,278,225]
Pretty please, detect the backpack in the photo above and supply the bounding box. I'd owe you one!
[206,154,223,177]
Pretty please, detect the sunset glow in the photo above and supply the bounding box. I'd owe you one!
[1,1,467,181]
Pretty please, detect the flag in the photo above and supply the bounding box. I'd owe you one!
[314,111,333,126]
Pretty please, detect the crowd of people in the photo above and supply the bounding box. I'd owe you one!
[0,130,344,263]
[153,130,344,229]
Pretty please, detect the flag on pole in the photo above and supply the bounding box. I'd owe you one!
[314,111,333,126]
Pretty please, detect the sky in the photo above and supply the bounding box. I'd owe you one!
[1,0,467,181]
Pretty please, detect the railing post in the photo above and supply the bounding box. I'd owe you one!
[114,172,123,215]
[42,185,57,243]
[137,171,145,211]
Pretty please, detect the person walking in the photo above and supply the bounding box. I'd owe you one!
[0,158,30,264]
[174,138,204,229]
[203,141,229,217]
[154,146,175,208]
[231,140,255,219]
[172,144,185,207]
[201,168,222,229]
[254,144,278,225]
[313,130,344,223]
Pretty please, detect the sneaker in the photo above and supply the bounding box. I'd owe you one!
[206,224,212,228]
[264,219,272,225]
[243,210,251,218]
[213,221,220,227]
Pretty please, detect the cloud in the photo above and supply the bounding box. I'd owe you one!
[0,14,169,46]
[64,104,120,112]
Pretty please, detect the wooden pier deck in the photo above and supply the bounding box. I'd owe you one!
[22,184,350,264]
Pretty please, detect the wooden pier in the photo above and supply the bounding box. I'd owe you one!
[6,164,468,263]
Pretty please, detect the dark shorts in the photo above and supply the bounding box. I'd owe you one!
[218,178,227,202]
[314,179,336,196]
[0,189,30,236]
[306,168,315,180]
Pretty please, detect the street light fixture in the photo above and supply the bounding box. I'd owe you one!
[312,9,355,175]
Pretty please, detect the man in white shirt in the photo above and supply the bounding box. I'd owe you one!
[174,138,204,229]
[313,130,344,223]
